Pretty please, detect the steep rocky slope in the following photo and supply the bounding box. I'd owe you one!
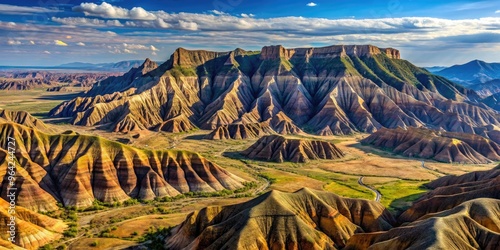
[362,127,500,164]
[398,166,500,223]
[0,122,244,210]
[0,199,66,249]
[166,188,395,250]
[242,135,344,163]
[50,45,499,135]
[345,198,500,250]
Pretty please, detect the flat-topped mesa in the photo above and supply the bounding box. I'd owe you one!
[170,47,230,67]
[259,44,401,60]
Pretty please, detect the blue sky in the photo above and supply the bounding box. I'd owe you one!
[0,0,500,66]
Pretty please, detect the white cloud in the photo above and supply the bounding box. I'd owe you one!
[123,43,148,50]
[241,13,255,18]
[495,10,500,14]
[152,51,157,56]
[76,42,86,46]
[150,45,159,51]
[306,2,317,7]
[30,41,35,45]
[73,2,156,20]
[52,17,123,27]
[54,40,68,46]
[43,51,51,54]
[178,20,198,31]
[0,4,60,15]
[210,10,226,15]
[7,40,21,45]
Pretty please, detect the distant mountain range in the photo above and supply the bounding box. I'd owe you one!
[425,60,500,98]
[57,60,152,71]
[432,60,500,86]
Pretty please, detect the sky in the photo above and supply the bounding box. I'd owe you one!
[1,0,500,66]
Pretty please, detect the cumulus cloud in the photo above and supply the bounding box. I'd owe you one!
[0,4,60,15]
[76,42,86,46]
[150,45,159,51]
[54,40,68,46]
[30,41,35,45]
[43,51,51,54]
[73,2,156,20]
[496,10,500,14]
[306,2,317,7]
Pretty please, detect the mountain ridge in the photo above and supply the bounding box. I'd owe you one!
[49,44,498,137]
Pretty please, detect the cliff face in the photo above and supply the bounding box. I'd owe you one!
[50,44,496,136]
[260,45,401,60]
[0,122,245,210]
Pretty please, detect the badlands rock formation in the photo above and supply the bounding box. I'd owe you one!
[345,198,500,250]
[399,166,500,223]
[0,122,245,210]
[362,127,500,164]
[0,109,50,132]
[0,199,66,249]
[242,135,344,163]
[165,188,395,250]
[50,45,499,135]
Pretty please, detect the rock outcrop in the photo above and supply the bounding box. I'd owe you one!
[50,45,498,136]
[242,135,344,163]
[362,127,500,164]
[166,188,395,250]
[0,122,245,210]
